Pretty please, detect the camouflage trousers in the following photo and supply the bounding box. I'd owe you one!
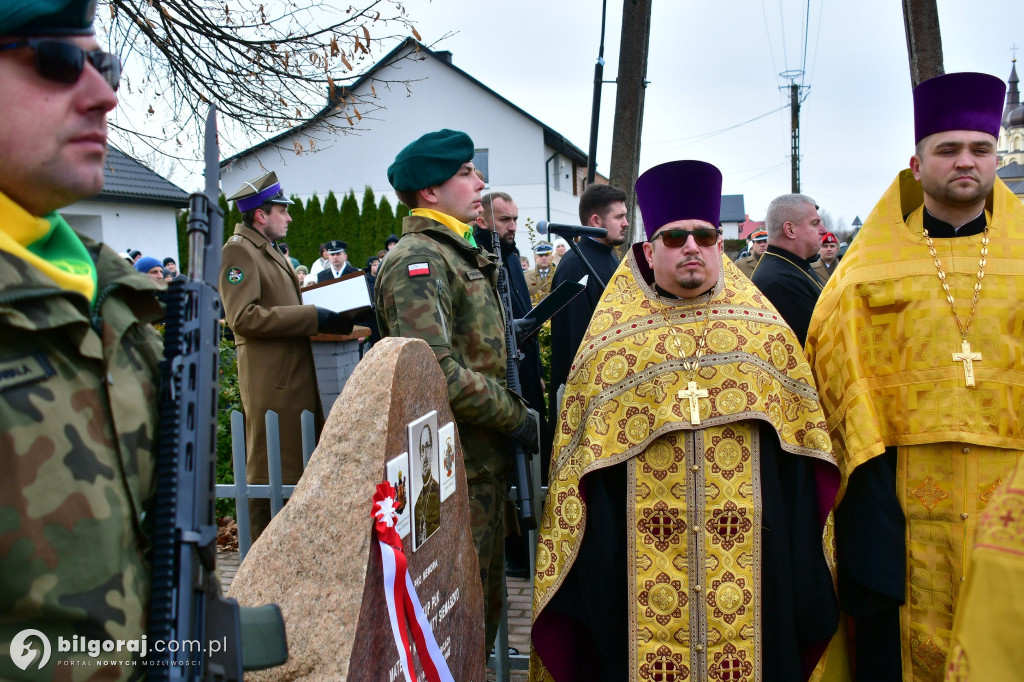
[467,476,505,654]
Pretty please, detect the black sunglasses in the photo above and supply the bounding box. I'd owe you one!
[0,38,121,91]
[652,228,721,248]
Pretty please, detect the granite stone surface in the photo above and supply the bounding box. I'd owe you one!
[228,337,485,680]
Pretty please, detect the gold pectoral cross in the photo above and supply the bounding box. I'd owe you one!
[952,340,982,387]
[678,380,709,425]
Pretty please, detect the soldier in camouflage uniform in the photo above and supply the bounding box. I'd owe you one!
[0,2,160,678]
[375,129,538,652]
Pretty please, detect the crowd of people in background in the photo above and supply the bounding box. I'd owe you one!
[120,247,187,283]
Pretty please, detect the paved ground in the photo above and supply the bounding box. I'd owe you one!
[217,549,531,680]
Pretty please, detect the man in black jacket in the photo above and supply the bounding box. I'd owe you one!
[750,193,825,346]
[316,239,358,282]
[548,184,628,425]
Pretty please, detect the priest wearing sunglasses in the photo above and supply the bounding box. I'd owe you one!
[0,1,161,680]
[532,160,843,682]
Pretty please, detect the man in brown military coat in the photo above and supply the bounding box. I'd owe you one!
[524,242,555,303]
[811,231,840,283]
[221,171,353,542]
[735,228,768,278]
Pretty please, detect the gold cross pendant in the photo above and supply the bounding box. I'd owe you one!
[952,340,982,387]
[678,380,709,425]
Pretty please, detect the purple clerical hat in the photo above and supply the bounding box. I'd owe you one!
[635,160,722,239]
[913,72,1006,143]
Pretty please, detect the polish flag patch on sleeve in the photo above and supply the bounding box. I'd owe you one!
[408,262,431,277]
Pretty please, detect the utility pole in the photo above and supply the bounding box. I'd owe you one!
[780,71,808,194]
[586,0,609,186]
[608,0,652,248]
[902,0,944,87]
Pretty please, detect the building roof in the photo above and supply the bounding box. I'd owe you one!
[1003,59,1020,128]
[998,161,1023,181]
[220,38,588,169]
[738,217,766,240]
[90,147,190,207]
[720,194,746,223]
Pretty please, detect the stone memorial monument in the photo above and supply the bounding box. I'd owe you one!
[229,337,485,680]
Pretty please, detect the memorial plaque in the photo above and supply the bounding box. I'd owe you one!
[385,453,412,540]
[229,337,485,681]
[409,410,440,550]
[438,422,457,502]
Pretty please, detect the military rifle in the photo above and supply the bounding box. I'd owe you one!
[148,106,287,679]
[491,231,540,530]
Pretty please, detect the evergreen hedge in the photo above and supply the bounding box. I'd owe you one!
[177,188,409,272]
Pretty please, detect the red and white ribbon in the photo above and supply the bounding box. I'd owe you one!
[372,482,454,682]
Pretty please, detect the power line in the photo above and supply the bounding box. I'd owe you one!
[650,104,789,147]
[808,0,825,85]
[778,0,790,73]
[740,161,789,182]
[800,0,811,87]
[760,0,779,78]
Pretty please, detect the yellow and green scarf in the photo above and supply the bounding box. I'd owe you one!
[0,190,97,304]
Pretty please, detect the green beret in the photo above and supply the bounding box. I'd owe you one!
[0,0,97,36]
[387,129,475,192]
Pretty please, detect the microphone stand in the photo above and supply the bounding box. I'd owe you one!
[560,236,608,291]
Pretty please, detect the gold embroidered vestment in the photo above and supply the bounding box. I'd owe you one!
[806,173,1024,680]
[532,250,838,682]
[944,457,1024,680]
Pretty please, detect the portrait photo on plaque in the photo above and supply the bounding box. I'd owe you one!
[438,421,458,502]
[385,452,412,539]
[408,410,441,550]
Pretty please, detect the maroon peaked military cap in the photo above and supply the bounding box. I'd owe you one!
[635,160,723,239]
[913,72,1006,143]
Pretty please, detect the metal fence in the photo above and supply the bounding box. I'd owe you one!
[213,409,316,559]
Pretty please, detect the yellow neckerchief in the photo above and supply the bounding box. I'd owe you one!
[411,207,476,246]
[0,190,96,302]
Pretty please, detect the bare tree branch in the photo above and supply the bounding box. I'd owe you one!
[97,0,423,173]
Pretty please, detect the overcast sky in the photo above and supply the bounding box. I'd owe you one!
[394,0,1022,228]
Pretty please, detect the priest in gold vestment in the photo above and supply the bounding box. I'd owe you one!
[943,458,1024,681]
[805,72,1024,682]
[531,161,841,682]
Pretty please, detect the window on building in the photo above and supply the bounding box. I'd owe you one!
[474,149,489,183]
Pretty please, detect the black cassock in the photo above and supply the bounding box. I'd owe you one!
[544,422,839,682]
[548,237,620,411]
[750,245,823,347]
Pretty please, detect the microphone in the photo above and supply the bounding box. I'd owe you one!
[535,220,607,240]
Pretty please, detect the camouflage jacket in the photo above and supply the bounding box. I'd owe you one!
[1,237,163,680]
[375,215,526,480]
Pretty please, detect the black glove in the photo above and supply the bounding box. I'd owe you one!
[507,408,540,455]
[315,306,355,335]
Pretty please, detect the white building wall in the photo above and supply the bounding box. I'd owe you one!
[721,221,740,240]
[61,200,181,263]
[220,47,584,268]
